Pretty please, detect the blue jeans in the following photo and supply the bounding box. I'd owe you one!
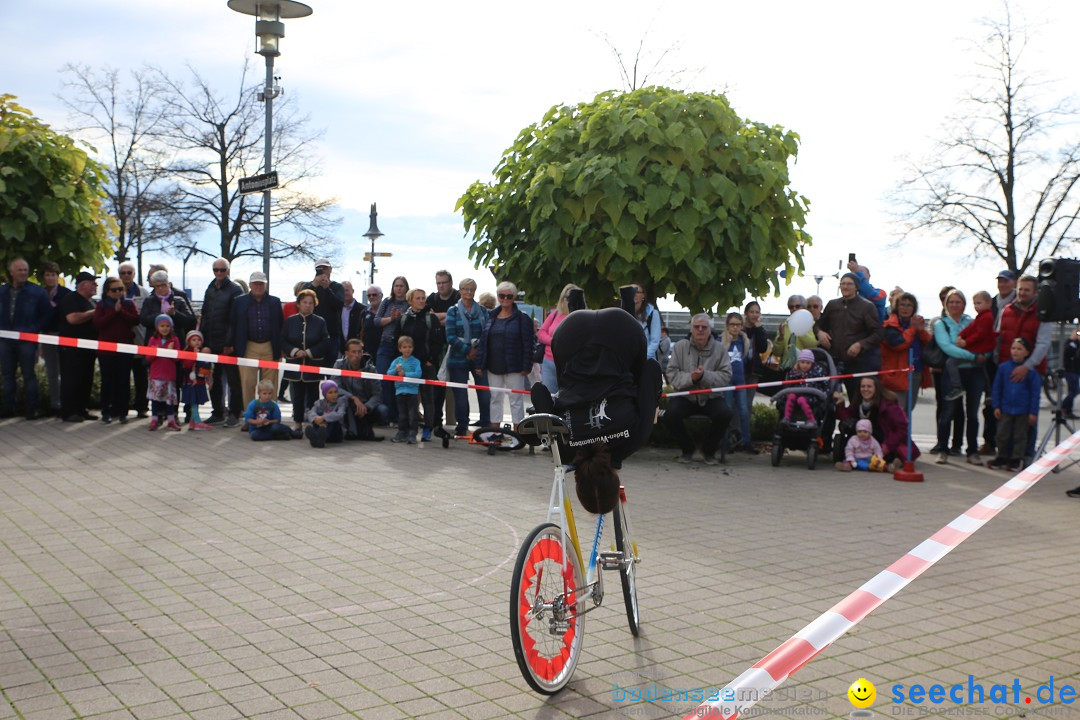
[448,362,490,430]
[728,388,751,449]
[540,358,558,394]
[376,344,397,422]
[0,339,39,413]
[936,365,986,456]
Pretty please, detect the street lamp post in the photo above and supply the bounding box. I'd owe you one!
[227,0,312,288]
[363,203,384,284]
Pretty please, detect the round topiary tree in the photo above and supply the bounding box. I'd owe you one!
[458,86,811,311]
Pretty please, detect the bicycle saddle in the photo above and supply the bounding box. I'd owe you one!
[516,413,569,439]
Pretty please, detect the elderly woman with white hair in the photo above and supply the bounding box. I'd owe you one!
[475,281,536,428]
[139,270,196,340]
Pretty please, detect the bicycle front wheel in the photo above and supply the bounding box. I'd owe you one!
[473,427,525,451]
[509,522,585,694]
[612,491,640,636]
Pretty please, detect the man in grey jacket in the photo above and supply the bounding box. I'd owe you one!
[664,314,733,465]
[334,338,389,439]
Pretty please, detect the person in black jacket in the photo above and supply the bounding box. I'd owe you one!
[304,258,345,354]
[398,288,443,441]
[140,271,196,339]
[340,281,366,354]
[530,286,662,515]
[282,289,331,431]
[201,258,244,425]
[39,262,72,415]
[58,272,100,422]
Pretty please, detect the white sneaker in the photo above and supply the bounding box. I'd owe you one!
[935,452,949,465]
[967,453,983,465]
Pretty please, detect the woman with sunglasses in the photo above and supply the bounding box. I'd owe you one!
[476,281,536,428]
[93,276,140,423]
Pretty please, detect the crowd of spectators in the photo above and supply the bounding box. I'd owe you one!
[0,256,1063,482]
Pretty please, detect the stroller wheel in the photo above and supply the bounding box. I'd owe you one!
[771,442,782,467]
[807,443,818,470]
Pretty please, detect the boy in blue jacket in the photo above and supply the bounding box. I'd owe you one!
[988,338,1041,471]
[388,336,422,443]
[244,380,294,440]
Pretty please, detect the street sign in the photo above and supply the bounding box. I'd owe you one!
[238,171,279,194]
[363,252,393,260]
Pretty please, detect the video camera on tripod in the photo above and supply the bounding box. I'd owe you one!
[1037,257,1080,322]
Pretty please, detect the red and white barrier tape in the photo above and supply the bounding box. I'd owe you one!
[683,429,1080,720]
[0,329,912,400]
[0,329,530,395]
[662,367,913,398]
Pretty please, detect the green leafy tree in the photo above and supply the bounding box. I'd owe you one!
[0,94,114,276]
[458,86,810,311]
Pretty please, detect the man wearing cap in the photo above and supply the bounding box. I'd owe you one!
[980,269,1020,456]
[226,271,283,410]
[57,271,100,422]
[0,257,51,419]
[304,258,345,357]
[201,257,244,426]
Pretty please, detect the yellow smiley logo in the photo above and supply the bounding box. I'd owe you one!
[848,678,876,708]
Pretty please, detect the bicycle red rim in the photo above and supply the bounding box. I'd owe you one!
[515,536,578,681]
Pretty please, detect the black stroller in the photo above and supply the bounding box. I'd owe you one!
[769,348,840,470]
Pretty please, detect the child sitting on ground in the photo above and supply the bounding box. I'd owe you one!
[147,314,181,431]
[244,380,294,440]
[305,380,349,448]
[388,335,423,443]
[782,349,826,425]
[181,329,213,430]
[988,338,1041,471]
[946,289,998,401]
[837,419,887,472]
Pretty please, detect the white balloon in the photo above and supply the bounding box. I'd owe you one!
[787,308,814,336]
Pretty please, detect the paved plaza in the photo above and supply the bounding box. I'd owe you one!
[2,397,1080,720]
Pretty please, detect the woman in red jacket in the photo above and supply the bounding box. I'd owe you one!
[93,276,140,423]
[881,292,932,402]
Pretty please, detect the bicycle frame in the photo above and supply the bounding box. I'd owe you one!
[544,443,605,610]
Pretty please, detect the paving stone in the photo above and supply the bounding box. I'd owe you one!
[3,413,1080,719]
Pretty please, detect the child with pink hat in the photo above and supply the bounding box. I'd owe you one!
[304,380,350,448]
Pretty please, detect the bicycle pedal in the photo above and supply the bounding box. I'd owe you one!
[599,551,624,571]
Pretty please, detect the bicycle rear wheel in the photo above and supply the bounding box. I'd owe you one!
[509,522,585,694]
[612,490,640,636]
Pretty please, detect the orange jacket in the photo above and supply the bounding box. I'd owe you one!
[880,313,932,393]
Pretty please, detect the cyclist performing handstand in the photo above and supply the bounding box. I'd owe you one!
[529,286,663,515]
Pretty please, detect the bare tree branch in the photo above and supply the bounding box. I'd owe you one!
[151,60,340,263]
[58,64,189,279]
[893,1,1080,274]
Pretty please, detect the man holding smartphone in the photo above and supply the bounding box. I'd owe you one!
[304,258,346,359]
